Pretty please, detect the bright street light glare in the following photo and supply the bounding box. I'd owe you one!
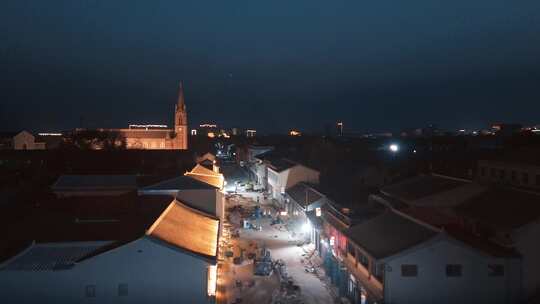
[302,222,312,233]
[389,144,399,152]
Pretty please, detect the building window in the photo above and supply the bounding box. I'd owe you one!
[446,264,462,277]
[85,285,96,298]
[488,264,505,277]
[358,252,369,268]
[347,242,356,257]
[401,264,418,277]
[118,284,128,296]
[522,173,529,185]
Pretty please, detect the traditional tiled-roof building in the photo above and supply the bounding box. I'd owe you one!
[0,193,219,303]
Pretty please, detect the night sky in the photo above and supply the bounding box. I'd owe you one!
[1,0,540,134]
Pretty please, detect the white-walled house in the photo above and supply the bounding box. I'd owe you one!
[377,173,540,302]
[247,147,275,189]
[266,159,320,203]
[0,195,220,304]
[456,187,540,302]
[284,182,327,247]
[340,210,521,304]
[0,131,45,150]
[285,182,326,216]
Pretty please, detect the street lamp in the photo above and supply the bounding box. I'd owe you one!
[389,144,399,153]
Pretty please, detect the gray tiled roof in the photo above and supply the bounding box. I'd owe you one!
[52,175,137,190]
[268,158,298,172]
[345,210,438,259]
[141,176,218,191]
[382,175,468,202]
[286,183,323,208]
[456,187,540,230]
[1,242,112,271]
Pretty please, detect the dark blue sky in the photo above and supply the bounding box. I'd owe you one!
[1,0,540,133]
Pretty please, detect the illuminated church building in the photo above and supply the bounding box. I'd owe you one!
[118,82,188,150]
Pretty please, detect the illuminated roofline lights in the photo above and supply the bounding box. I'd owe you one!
[128,124,168,129]
[38,133,62,136]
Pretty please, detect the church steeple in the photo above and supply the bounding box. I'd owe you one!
[176,81,186,111]
[174,81,188,150]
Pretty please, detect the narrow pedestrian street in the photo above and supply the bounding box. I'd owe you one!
[217,186,336,304]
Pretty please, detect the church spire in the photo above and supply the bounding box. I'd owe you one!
[177,81,186,110]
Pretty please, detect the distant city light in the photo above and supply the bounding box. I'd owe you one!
[246,129,256,137]
[200,124,217,128]
[289,130,301,136]
[207,132,216,138]
[337,121,344,136]
[413,149,417,154]
[38,133,62,136]
[389,144,399,152]
[191,129,197,136]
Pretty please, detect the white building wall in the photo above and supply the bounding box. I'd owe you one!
[255,163,268,188]
[384,238,520,304]
[285,166,320,189]
[138,189,222,220]
[216,190,225,221]
[0,237,214,304]
[267,166,319,203]
[514,220,540,300]
[267,169,283,200]
[176,189,220,218]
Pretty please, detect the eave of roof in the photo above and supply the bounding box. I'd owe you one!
[146,199,219,260]
[344,210,439,260]
[285,183,324,208]
[141,175,218,191]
